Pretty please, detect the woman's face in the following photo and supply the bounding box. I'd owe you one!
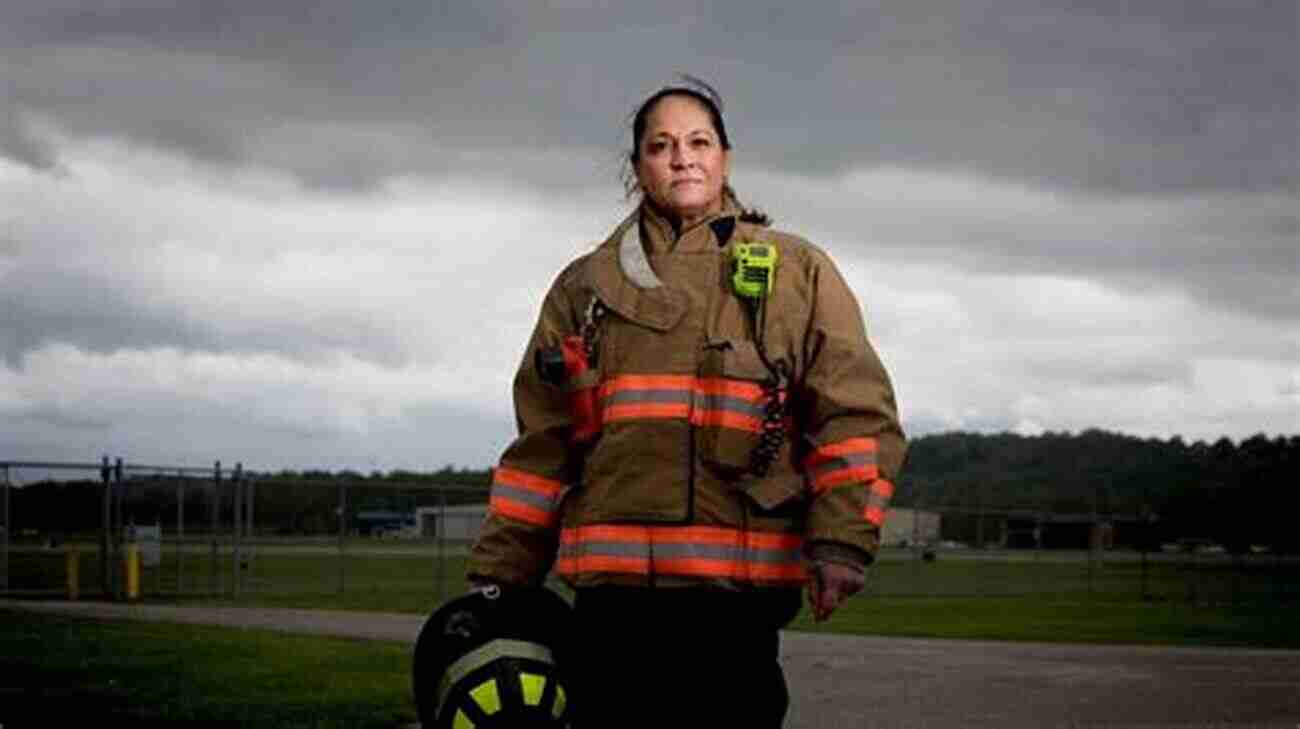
[634,95,731,225]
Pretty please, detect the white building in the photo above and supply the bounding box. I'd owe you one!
[414,503,488,542]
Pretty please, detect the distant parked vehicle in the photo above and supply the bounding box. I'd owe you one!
[375,523,420,539]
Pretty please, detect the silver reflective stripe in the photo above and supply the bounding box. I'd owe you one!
[436,639,555,718]
[491,484,561,512]
[618,216,662,289]
[811,452,877,479]
[558,540,650,560]
[654,541,803,565]
[694,391,766,418]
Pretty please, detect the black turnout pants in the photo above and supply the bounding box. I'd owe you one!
[568,585,802,729]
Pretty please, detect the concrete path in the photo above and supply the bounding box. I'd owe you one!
[4,599,1298,728]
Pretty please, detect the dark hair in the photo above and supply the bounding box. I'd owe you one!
[622,76,771,226]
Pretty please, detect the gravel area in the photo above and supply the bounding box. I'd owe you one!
[4,599,1298,728]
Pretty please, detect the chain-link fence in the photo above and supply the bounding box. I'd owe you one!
[1,459,486,606]
[2,459,1295,607]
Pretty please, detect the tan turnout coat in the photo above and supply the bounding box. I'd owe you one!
[468,200,906,591]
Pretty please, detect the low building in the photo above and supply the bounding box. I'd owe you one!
[881,507,942,547]
[414,504,488,541]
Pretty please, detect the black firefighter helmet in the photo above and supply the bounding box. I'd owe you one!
[413,585,573,728]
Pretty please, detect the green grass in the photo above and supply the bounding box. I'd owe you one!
[7,544,1298,648]
[789,596,1300,648]
[0,610,415,728]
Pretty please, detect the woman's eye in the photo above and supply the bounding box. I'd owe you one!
[647,142,666,154]
[691,138,711,148]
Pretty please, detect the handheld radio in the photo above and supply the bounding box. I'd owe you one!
[729,240,787,478]
[731,242,778,299]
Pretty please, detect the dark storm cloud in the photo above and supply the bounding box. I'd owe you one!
[2,0,1293,196]
[1,107,59,172]
[0,244,419,368]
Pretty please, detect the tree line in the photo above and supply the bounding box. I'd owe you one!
[6,429,1296,552]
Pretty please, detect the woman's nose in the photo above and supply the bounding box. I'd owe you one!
[670,144,691,168]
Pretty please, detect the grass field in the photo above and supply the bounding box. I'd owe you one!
[4,541,1298,647]
[0,610,415,728]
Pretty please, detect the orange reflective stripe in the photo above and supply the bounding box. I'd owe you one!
[649,525,738,546]
[805,437,881,494]
[811,464,880,495]
[604,402,691,422]
[490,495,557,528]
[691,409,763,433]
[862,480,894,527]
[557,524,807,584]
[490,467,568,527]
[557,555,651,575]
[591,374,783,440]
[750,562,809,581]
[803,437,877,469]
[493,466,566,497]
[600,374,695,395]
[693,377,764,399]
[745,531,805,550]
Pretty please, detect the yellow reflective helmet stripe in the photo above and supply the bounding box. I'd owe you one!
[470,679,502,715]
[520,672,546,707]
[553,684,567,719]
[435,639,555,718]
[452,709,475,729]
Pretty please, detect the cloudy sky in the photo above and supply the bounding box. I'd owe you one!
[2,1,1296,472]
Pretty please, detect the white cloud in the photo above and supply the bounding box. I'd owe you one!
[2,136,1294,471]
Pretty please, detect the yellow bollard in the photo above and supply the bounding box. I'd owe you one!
[66,547,80,601]
[124,544,140,600]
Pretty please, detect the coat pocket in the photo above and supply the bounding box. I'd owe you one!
[695,339,777,480]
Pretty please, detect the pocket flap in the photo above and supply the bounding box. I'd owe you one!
[739,473,805,511]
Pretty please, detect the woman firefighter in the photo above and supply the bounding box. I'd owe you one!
[466,78,907,728]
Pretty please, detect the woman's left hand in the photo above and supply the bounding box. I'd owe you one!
[808,561,865,622]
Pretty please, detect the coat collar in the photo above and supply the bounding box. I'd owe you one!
[583,193,747,332]
[637,194,742,254]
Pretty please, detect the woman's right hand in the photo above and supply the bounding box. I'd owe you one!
[807,561,864,622]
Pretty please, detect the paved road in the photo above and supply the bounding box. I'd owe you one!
[4,599,1298,728]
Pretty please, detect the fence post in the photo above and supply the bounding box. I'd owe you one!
[113,458,124,600]
[232,463,242,599]
[337,479,347,595]
[66,547,80,600]
[246,474,256,593]
[1139,485,1151,602]
[211,461,221,596]
[101,457,111,596]
[436,486,447,602]
[177,471,185,595]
